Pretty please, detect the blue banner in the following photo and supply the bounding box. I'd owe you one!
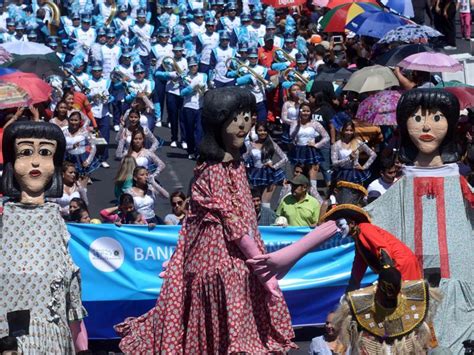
[68,224,376,339]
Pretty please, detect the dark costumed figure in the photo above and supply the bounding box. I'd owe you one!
[115,87,297,353]
[0,122,88,353]
[366,89,474,353]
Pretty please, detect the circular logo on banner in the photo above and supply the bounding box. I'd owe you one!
[89,237,124,272]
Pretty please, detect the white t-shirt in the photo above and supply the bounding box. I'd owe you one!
[458,0,471,14]
[367,177,393,196]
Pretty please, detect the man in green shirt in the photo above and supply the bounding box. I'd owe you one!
[276,175,321,227]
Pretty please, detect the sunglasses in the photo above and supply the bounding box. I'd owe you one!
[172,200,184,206]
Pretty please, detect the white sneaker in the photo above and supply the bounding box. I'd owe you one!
[170,141,178,148]
[113,125,120,132]
[101,161,110,168]
[444,46,457,50]
[155,121,162,127]
[181,142,188,150]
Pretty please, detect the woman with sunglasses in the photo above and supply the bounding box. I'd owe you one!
[164,191,188,225]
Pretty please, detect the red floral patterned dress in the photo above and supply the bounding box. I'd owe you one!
[115,161,297,354]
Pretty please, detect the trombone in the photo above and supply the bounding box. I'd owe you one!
[282,68,309,86]
[225,58,272,89]
[273,48,295,63]
[61,66,91,95]
[162,56,205,96]
[105,0,117,26]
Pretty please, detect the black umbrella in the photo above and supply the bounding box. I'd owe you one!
[315,68,354,82]
[374,44,434,67]
[6,53,64,79]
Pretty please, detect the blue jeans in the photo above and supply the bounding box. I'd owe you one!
[152,79,166,123]
[181,107,203,155]
[319,146,332,185]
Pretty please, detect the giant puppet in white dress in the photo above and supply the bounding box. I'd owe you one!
[365,89,474,354]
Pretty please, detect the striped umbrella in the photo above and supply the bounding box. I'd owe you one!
[0,82,32,109]
[320,2,381,32]
[326,0,378,9]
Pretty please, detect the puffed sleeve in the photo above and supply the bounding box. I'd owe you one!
[66,266,88,322]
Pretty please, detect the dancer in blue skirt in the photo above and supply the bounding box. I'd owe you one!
[244,122,288,208]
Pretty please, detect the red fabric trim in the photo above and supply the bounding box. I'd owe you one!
[413,178,425,269]
[460,175,474,208]
[413,177,450,278]
[434,179,450,278]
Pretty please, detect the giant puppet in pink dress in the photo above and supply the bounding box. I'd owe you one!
[365,89,474,354]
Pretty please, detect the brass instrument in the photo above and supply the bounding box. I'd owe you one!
[44,1,60,35]
[92,92,109,104]
[162,56,183,75]
[273,48,295,63]
[225,58,272,89]
[61,66,91,95]
[110,69,131,94]
[162,56,205,96]
[282,68,309,86]
[105,0,117,26]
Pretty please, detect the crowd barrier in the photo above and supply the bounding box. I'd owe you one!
[68,224,376,339]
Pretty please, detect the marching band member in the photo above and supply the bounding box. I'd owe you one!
[11,20,27,42]
[112,4,135,42]
[158,0,179,29]
[258,22,283,48]
[96,0,115,21]
[47,36,66,62]
[230,12,251,47]
[126,63,155,130]
[151,27,173,128]
[187,8,205,37]
[101,28,122,79]
[282,53,315,89]
[111,47,135,131]
[235,47,271,123]
[71,13,96,55]
[219,2,240,33]
[196,17,219,75]
[209,31,236,88]
[247,11,266,47]
[129,8,154,74]
[179,56,207,159]
[157,42,188,148]
[84,60,113,168]
[90,27,107,62]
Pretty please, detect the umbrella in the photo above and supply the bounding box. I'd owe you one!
[0,68,17,76]
[0,42,53,55]
[398,52,463,72]
[315,68,354,81]
[320,2,381,32]
[313,0,329,6]
[379,0,414,17]
[346,11,411,38]
[6,53,64,78]
[438,87,474,109]
[356,90,401,125]
[262,0,306,7]
[0,82,32,109]
[344,65,399,93]
[326,0,378,9]
[435,80,474,88]
[0,72,52,104]
[377,24,443,44]
[374,43,434,67]
[0,46,11,65]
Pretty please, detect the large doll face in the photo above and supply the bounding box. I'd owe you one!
[14,138,57,196]
[221,111,252,153]
[406,107,448,156]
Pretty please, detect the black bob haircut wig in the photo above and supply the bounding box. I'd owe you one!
[1,121,66,198]
[199,87,256,162]
[396,89,460,165]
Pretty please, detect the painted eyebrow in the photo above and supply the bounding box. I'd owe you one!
[16,140,56,146]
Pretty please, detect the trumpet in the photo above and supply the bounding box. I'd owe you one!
[225,58,272,89]
[283,68,309,86]
[273,48,295,63]
[110,69,132,94]
[162,56,184,76]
